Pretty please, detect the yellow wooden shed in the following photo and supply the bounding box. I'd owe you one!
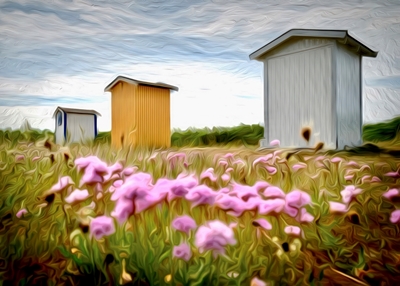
[104,76,179,149]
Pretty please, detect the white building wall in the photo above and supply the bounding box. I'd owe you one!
[66,113,95,144]
[263,44,336,148]
[336,43,362,149]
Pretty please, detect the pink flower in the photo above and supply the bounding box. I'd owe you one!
[185,185,217,207]
[330,157,342,163]
[111,197,134,224]
[270,139,280,147]
[167,174,198,201]
[329,202,348,214]
[103,162,124,181]
[15,154,25,161]
[383,188,400,200]
[390,210,400,223]
[284,225,301,236]
[90,216,115,239]
[50,176,74,193]
[371,176,381,182]
[253,154,273,167]
[265,166,277,175]
[195,220,236,257]
[224,153,235,160]
[251,277,267,286]
[292,163,306,171]
[122,167,138,176]
[200,168,218,182]
[285,190,312,209]
[253,218,272,230]
[221,174,231,182]
[340,185,362,204]
[32,156,40,162]
[173,243,192,261]
[297,208,314,223]
[172,215,197,234]
[258,199,286,215]
[111,172,153,201]
[65,189,90,204]
[384,171,400,178]
[344,174,354,181]
[346,161,359,167]
[16,208,28,218]
[263,186,285,199]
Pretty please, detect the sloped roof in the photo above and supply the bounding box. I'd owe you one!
[52,106,101,118]
[104,76,179,92]
[249,29,378,60]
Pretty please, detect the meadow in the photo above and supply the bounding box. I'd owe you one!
[1,118,400,286]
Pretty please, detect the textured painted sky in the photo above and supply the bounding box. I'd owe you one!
[1,0,400,132]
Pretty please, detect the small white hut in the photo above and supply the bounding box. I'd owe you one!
[53,106,101,145]
[250,29,378,149]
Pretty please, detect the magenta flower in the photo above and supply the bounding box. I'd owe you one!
[383,188,400,200]
[173,243,192,261]
[292,164,306,171]
[258,199,286,215]
[346,161,359,167]
[50,176,74,193]
[390,210,400,223]
[263,186,285,199]
[16,208,28,218]
[229,183,261,201]
[185,185,218,207]
[195,220,236,257]
[111,172,153,201]
[344,174,354,181]
[329,202,348,214]
[172,215,197,234]
[284,225,301,236]
[90,216,115,239]
[253,218,272,230]
[65,189,90,204]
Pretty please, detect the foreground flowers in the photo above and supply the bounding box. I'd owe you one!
[195,220,237,257]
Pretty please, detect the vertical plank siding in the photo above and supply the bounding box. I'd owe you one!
[266,44,334,148]
[111,82,171,149]
[66,113,95,143]
[336,43,362,148]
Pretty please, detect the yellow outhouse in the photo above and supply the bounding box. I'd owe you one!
[104,76,179,149]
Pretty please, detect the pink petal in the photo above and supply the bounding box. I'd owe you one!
[390,210,400,224]
[270,139,280,147]
[253,218,272,230]
[284,225,301,236]
[383,188,400,200]
[329,202,348,214]
[16,208,28,218]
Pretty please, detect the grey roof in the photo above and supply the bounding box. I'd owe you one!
[52,106,101,118]
[249,29,378,60]
[104,75,179,92]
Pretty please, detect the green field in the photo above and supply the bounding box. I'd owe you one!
[0,118,399,285]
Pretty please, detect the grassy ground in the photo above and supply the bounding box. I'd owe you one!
[0,121,400,285]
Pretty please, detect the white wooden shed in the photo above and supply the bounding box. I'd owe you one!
[250,29,378,149]
[53,106,101,145]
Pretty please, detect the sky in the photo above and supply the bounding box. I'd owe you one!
[1,0,400,132]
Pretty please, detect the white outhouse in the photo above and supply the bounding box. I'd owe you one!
[53,106,101,145]
[250,29,378,149]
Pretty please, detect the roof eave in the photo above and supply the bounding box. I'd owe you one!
[249,29,378,60]
[104,76,179,92]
